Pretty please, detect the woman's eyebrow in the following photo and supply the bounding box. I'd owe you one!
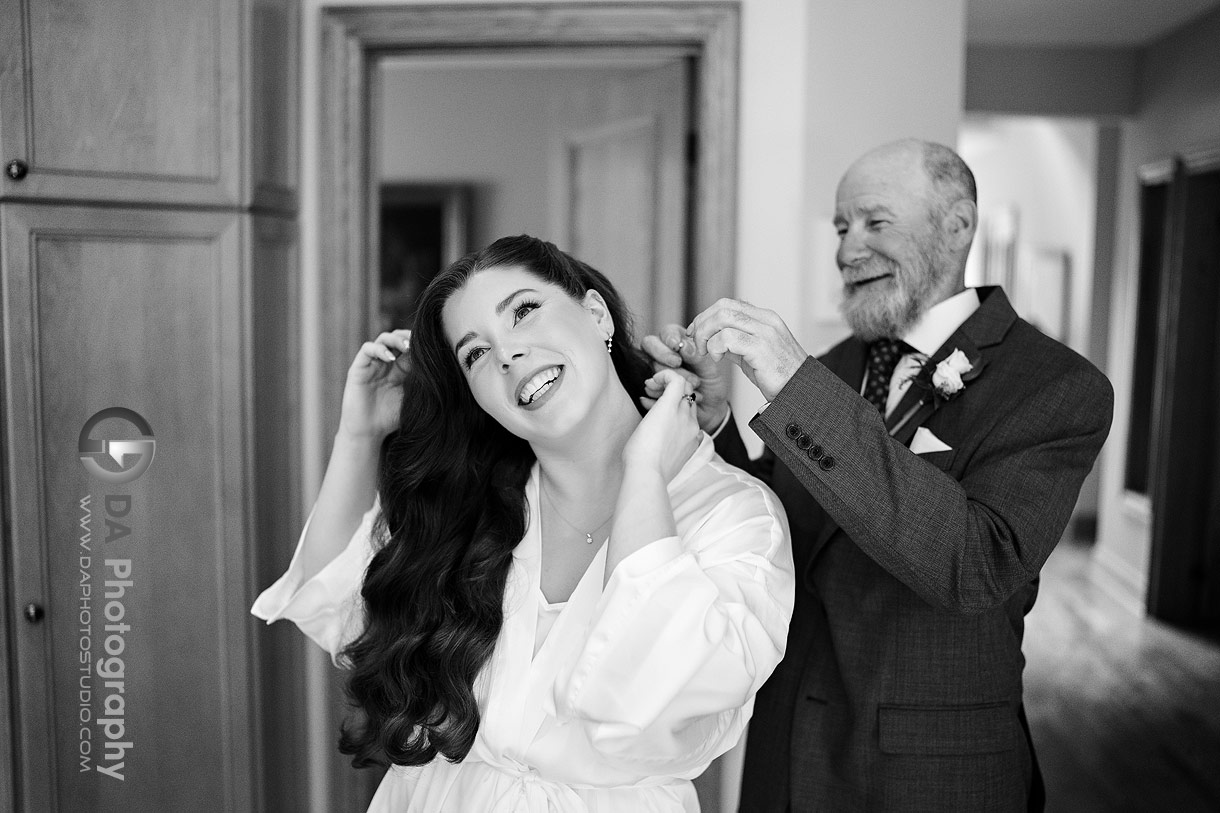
[495,288,537,314]
[453,288,540,354]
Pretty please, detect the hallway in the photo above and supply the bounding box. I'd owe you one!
[1024,537,1220,811]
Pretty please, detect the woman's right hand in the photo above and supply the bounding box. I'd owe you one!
[338,329,412,441]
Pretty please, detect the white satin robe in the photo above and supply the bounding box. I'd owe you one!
[252,435,794,812]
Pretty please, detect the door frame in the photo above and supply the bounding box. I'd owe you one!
[314,3,740,807]
[317,2,740,441]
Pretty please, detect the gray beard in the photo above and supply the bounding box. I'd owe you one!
[838,252,943,342]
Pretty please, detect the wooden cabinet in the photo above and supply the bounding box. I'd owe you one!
[0,0,297,210]
[0,2,302,811]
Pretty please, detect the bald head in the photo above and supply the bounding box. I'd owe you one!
[841,139,976,219]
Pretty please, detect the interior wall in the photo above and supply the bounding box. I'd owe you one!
[1096,5,1220,607]
[378,63,645,250]
[958,115,1102,524]
[958,116,1098,356]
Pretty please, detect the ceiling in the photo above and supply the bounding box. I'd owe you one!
[967,0,1220,46]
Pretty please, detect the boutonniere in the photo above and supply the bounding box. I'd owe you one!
[907,348,984,406]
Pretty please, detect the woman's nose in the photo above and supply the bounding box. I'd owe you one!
[497,343,529,371]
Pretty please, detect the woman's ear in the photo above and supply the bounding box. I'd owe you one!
[582,290,615,339]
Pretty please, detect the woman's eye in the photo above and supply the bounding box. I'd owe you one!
[463,346,486,368]
[868,219,888,229]
[513,301,539,323]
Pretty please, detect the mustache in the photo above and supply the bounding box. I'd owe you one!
[842,256,902,291]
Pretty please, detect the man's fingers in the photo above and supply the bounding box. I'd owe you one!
[706,327,754,360]
[688,299,770,355]
[658,323,688,351]
[641,333,682,368]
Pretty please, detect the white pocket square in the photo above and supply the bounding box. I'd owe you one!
[910,427,952,454]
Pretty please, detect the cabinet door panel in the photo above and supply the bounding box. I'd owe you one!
[0,0,240,205]
[1,204,255,811]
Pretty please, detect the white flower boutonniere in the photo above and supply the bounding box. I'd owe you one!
[907,347,984,407]
[931,349,973,400]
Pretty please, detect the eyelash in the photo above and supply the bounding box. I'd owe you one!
[513,299,540,322]
[462,299,542,369]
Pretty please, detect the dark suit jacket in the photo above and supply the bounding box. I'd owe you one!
[719,288,1113,812]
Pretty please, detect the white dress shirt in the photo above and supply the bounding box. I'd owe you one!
[875,288,980,418]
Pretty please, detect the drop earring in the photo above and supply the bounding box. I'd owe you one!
[606,336,613,354]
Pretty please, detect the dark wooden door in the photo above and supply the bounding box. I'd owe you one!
[1147,164,1220,630]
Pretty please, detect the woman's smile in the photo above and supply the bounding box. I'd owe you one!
[517,365,565,409]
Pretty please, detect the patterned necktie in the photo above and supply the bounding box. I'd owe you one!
[864,339,906,414]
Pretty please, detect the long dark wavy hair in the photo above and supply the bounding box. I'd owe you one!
[338,235,654,768]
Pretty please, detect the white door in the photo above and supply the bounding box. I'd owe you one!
[551,60,691,333]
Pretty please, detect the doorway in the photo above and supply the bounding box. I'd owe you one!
[373,50,694,336]
[314,5,741,811]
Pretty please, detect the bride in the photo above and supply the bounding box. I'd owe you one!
[253,235,793,812]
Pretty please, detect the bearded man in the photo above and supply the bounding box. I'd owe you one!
[644,139,1113,811]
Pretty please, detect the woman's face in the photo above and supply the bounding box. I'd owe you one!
[442,265,615,444]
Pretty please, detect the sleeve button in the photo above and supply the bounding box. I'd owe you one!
[796,433,813,450]
[807,444,824,460]
[785,423,802,439]
[819,456,836,471]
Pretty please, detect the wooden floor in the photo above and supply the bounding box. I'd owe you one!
[1023,538,1220,812]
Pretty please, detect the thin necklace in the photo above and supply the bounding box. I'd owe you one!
[540,483,614,545]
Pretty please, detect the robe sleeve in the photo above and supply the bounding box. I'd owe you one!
[550,472,794,775]
[250,501,379,662]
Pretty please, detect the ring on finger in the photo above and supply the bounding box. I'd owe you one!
[685,393,697,405]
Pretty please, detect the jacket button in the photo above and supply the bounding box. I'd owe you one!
[785,423,802,439]
[796,433,813,450]
[807,444,824,460]
[819,456,836,471]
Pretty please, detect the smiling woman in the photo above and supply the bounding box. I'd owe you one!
[251,235,794,812]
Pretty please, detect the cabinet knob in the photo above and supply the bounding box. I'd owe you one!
[6,159,29,181]
[23,602,44,623]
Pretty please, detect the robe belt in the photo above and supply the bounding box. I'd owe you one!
[487,766,588,813]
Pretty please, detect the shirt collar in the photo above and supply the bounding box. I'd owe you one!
[901,288,980,356]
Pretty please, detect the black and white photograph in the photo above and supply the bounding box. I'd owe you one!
[2,1,1218,811]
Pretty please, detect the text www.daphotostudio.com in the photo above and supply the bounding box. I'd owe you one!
[75,408,156,782]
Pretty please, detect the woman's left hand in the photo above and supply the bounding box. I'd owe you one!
[624,368,702,482]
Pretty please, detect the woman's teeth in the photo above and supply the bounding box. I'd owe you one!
[519,367,561,405]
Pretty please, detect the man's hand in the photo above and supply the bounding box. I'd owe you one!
[641,325,732,433]
[686,299,808,402]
